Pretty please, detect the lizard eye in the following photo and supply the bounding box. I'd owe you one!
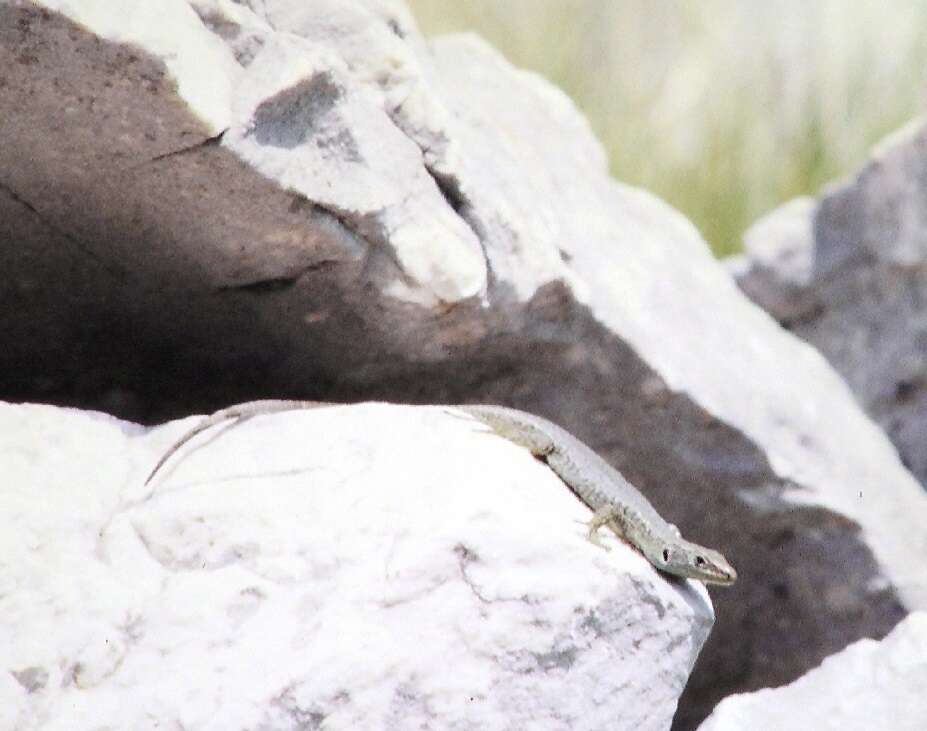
[695,556,706,567]
[662,548,670,562]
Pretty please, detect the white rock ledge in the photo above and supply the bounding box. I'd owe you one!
[697,612,927,731]
[0,401,713,731]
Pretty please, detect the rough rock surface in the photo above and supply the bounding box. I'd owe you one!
[732,120,927,490]
[0,401,713,731]
[2,2,927,727]
[697,612,927,731]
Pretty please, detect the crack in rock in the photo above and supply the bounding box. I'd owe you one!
[213,259,339,294]
[453,543,533,606]
[372,89,495,284]
[265,682,341,731]
[427,164,492,263]
[402,140,494,282]
[148,129,227,163]
[0,179,125,279]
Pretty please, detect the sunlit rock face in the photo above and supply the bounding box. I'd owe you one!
[0,401,713,731]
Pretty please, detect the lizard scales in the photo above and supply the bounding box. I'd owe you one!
[144,400,737,586]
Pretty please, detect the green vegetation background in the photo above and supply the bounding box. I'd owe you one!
[408,1,927,256]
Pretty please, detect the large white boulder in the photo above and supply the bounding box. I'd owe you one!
[0,401,712,731]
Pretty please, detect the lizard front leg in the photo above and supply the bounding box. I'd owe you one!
[585,505,625,552]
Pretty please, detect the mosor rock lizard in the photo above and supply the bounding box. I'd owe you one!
[145,400,737,586]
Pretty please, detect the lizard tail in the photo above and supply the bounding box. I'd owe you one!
[143,399,323,485]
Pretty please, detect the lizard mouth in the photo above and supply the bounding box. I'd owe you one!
[703,567,737,586]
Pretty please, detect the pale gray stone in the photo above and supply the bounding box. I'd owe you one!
[728,196,818,322]
[732,119,927,488]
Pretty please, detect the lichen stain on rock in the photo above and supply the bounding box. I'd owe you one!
[248,71,358,158]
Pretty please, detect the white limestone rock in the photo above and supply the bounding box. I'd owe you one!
[39,0,488,305]
[0,401,713,731]
[697,612,927,731]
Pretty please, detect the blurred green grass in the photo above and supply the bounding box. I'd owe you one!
[407,1,927,256]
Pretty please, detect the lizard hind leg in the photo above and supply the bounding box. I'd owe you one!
[584,505,624,552]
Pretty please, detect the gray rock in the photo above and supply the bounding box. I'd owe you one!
[2,2,927,728]
[732,119,927,487]
[0,401,713,731]
[728,196,818,322]
[697,611,927,731]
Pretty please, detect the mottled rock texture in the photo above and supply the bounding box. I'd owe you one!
[733,120,927,491]
[2,2,927,728]
[1,401,713,731]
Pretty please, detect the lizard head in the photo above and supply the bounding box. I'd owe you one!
[656,541,737,586]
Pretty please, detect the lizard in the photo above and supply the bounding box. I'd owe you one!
[144,400,737,586]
